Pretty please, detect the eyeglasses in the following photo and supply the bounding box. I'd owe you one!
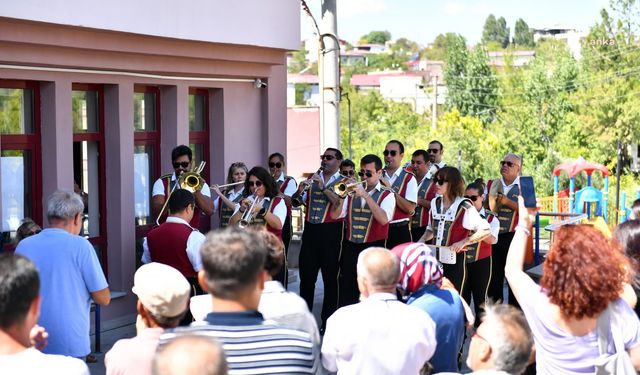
[501,160,515,168]
[268,162,282,168]
[358,171,373,178]
[428,148,441,154]
[383,150,398,157]
[321,155,336,161]
[464,195,480,202]
[173,161,190,169]
[435,178,448,185]
[248,181,263,187]
[342,170,355,176]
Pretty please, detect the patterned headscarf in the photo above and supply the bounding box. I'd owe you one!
[391,242,442,295]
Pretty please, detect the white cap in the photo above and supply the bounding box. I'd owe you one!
[132,263,191,318]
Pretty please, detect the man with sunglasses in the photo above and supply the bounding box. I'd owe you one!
[292,148,345,332]
[339,159,356,178]
[330,154,396,307]
[382,140,418,249]
[410,149,439,241]
[486,153,521,307]
[426,140,446,179]
[152,145,214,229]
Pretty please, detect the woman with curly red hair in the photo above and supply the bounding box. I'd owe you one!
[506,197,640,374]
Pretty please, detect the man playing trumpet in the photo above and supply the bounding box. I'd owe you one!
[330,154,396,308]
[151,145,213,228]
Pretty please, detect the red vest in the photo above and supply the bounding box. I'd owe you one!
[147,222,197,278]
[388,169,416,221]
[431,197,471,247]
[345,189,392,243]
[161,176,202,228]
[465,213,495,262]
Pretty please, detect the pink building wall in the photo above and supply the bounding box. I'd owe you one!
[0,11,296,325]
[286,107,321,179]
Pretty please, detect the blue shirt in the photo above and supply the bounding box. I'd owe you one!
[408,284,465,373]
[16,228,108,357]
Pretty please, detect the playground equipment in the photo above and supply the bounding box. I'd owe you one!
[552,157,609,220]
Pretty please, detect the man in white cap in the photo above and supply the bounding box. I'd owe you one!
[105,263,190,375]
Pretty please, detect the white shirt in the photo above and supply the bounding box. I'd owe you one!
[425,161,446,180]
[300,169,343,202]
[321,292,437,374]
[141,216,205,271]
[500,176,520,196]
[427,196,491,246]
[152,174,211,198]
[0,348,89,375]
[259,281,321,345]
[384,167,418,223]
[338,183,396,222]
[276,173,298,197]
[232,196,286,228]
[479,207,500,245]
[213,187,244,212]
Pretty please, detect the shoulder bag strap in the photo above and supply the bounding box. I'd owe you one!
[596,305,612,356]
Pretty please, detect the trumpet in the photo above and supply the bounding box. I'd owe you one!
[156,161,206,225]
[238,195,264,229]
[333,181,368,198]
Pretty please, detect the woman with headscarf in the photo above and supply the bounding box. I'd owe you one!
[391,242,466,373]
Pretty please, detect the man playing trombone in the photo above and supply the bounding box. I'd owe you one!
[151,145,213,229]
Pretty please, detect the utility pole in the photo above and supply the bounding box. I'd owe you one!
[319,0,340,150]
[431,75,438,130]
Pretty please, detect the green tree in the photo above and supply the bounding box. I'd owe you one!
[423,32,460,61]
[288,45,309,73]
[360,30,392,45]
[443,34,468,113]
[482,14,510,48]
[464,45,499,124]
[513,18,535,47]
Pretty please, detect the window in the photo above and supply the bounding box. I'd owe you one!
[133,85,161,267]
[0,80,41,251]
[189,88,211,232]
[72,83,107,273]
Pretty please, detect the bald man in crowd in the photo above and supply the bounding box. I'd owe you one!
[321,247,436,374]
[153,335,227,375]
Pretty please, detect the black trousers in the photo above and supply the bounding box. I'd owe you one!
[338,239,386,308]
[488,232,519,307]
[386,221,412,249]
[461,257,492,327]
[442,252,468,295]
[298,221,343,325]
[410,225,427,243]
[273,215,292,288]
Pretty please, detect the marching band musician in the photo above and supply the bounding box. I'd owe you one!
[410,149,437,241]
[291,148,345,332]
[462,181,499,325]
[151,145,213,228]
[330,154,396,308]
[418,166,491,295]
[486,153,522,307]
[268,152,298,287]
[229,166,286,241]
[381,140,418,249]
[339,159,356,178]
[211,162,247,228]
[426,140,446,179]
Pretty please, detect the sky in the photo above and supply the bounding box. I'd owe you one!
[300,0,611,46]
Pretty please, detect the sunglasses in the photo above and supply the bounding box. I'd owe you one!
[358,171,373,178]
[25,229,42,238]
[248,181,263,187]
[435,178,448,185]
[464,195,480,202]
[501,160,515,168]
[321,155,336,161]
[428,148,441,154]
[173,161,190,169]
[383,150,398,157]
[268,162,282,168]
[342,170,355,176]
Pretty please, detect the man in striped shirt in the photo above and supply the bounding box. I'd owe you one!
[158,228,319,374]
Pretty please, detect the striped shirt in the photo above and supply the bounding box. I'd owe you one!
[158,311,319,375]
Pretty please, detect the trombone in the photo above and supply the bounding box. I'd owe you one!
[238,195,264,228]
[212,181,245,190]
[333,181,367,199]
[155,161,206,225]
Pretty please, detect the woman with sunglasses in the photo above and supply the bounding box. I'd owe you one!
[268,153,298,286]
[211,162,248,228]
[229,166,286,241]
[418,166,491,294]
[461,181,499,326]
